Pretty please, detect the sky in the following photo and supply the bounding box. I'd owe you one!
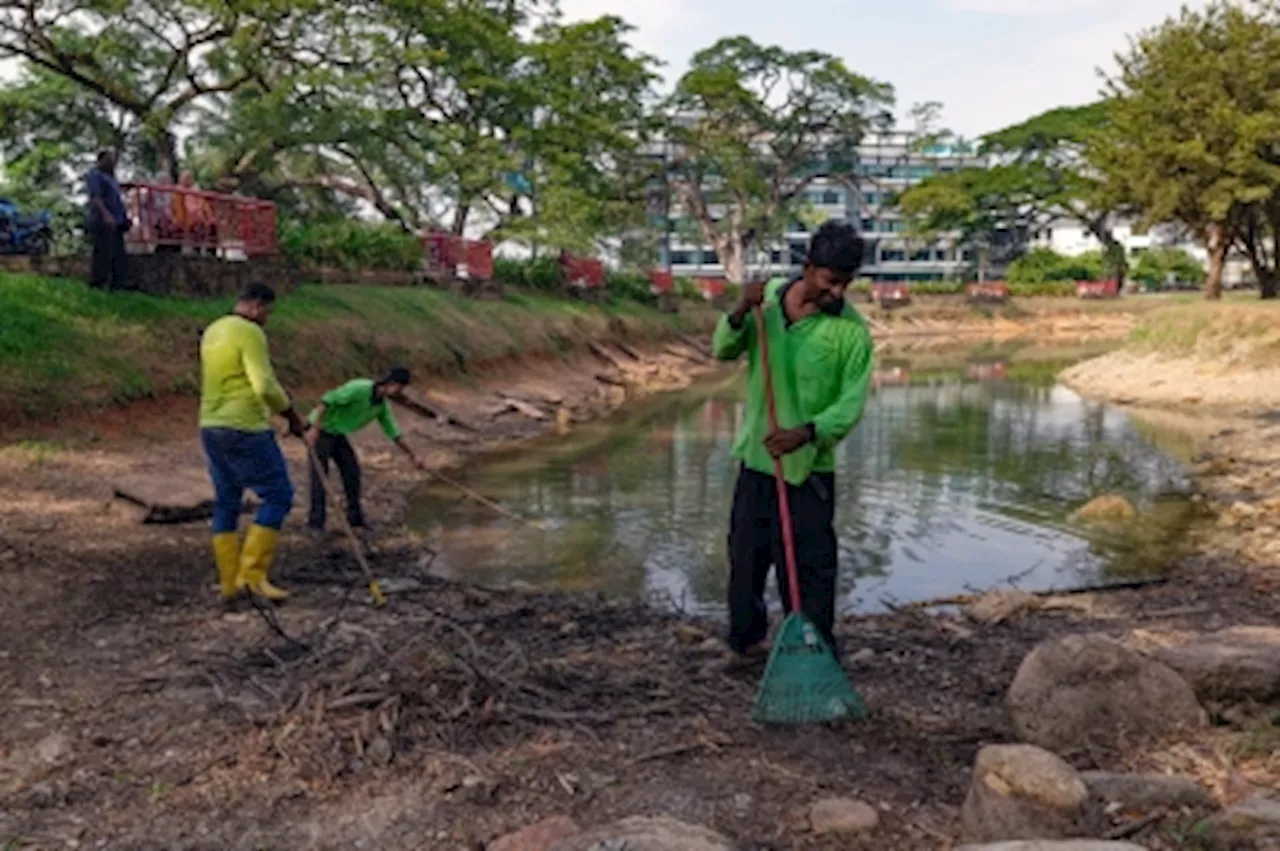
[557,0,1209,138]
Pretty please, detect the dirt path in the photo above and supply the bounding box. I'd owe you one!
[3,331,1280,850]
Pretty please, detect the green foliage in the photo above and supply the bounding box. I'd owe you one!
[493,256,565,292]
[1007,248,1103,284]
[1092,1,1280,299]
[1131,248,1206,286]
[279,221,422,271]
[604,271,655,305]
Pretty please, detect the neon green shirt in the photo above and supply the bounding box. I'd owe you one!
[199,315,290,432]
[711,278,874,485]
[308,378,402,441]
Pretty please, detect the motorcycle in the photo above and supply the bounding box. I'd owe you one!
[0,197,54,256]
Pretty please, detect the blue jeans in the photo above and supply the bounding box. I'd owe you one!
[201,428,294,533]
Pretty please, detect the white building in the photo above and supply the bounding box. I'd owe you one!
[657,130,983,282]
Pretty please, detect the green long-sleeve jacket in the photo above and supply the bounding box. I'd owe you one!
[712,278,875,485]
[199,315,291,432]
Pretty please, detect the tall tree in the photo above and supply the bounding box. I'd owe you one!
[897,102,1123,283]
[0,0,308,181]
[660,37,892,284]
[1092,1,1280,299]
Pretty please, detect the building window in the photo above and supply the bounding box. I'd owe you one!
[670,251,693,265]
[822,190,842,205]
[702,250,719,265]
[860,218,874,233]
[882,249,906,263]
[790,220,808,233]
[789,242,807,263]
[935,249,950,262]
[769,250,784,264]
[910,249,932,262]
[960,249,974,262]
[863,192,880,206]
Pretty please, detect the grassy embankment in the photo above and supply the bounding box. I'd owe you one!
[1061,298,1280,411]
[0,272,714,421]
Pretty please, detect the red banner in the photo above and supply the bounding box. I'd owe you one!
[1076,280,1120,299]
[649,270,674,294]
[696,277,725,300]
[967,282,1010,300]
[561,253,604,288]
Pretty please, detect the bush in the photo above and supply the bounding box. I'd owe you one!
[1008,247,1104,285]
[675,276,700,300]
[280,220,421,271]
[493,256,563,292]
[605,270,655,305]
[1132,247,1205,287]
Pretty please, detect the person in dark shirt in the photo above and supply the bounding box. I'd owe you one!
[86,150,129,291]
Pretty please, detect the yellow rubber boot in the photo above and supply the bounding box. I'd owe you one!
[236,524,289,603]
[212,532,242,601]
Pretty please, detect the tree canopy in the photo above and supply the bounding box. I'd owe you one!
[661,37,892,283]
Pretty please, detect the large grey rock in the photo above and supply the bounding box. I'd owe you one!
[955,843,1149,851]
[548,817,734,851]
[1154,626,1280,702]
[1201,794,1280,848]
[961,744,1100,843]
[1080,771,1213,810]
[1008,634,1205,751]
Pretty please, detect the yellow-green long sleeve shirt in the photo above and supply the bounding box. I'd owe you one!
[199,315,290,432]
[712,278,874,485]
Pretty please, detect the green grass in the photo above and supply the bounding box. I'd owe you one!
[0,273,712,421]
[1128,300,1280,365]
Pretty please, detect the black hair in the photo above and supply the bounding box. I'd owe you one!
[237,282,277,304]
[806,220,865,278]
[380,366,411,386]
[97,150,114,163]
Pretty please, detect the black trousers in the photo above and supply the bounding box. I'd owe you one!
[308,432,365,530]
[727,466,838,654]
[89,225,127,290]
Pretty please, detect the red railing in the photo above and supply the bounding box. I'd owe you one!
[1076,280,1120,299]
[871,282,911,305]
[967,281,1010,301]
[696,277,725,301]
[122,182,278,257]
[422,231,493,279]
[560,253,604,288]
[649,270,674,295]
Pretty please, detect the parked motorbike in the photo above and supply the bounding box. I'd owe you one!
[0,197,54,256]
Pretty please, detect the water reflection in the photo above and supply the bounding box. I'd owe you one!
[408,362,1197,615]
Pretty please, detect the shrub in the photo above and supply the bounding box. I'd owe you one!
[605,270,655,305]
[1007,247,1103,284]
[1131,247,1205,287]
[492,256,563,292]
[279,220,421,271]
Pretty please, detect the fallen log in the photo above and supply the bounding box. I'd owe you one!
[393,394,479,433]
[587,341,629,371]
[499,397,549,421]
[900,577,1169,611]
[664,344,711,365]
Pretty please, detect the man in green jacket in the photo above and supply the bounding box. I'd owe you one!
[711,221,874,659]
[304,368,426,534]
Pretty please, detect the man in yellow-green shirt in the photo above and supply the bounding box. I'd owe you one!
[200,282,306,604]
[304,368,425,534]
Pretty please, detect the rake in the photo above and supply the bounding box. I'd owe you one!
[749,303,866,725]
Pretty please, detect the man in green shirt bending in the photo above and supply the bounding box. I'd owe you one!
[305,368,426,534]
[711,221,874,660]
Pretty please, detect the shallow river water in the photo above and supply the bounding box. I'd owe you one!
[408,353,1200,615]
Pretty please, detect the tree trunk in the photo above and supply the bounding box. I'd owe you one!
[1204,223,1227,301]
[158,130,179,184]
[1259,268,1278,299]
[451,203,470,236]
[722,242,746,286]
